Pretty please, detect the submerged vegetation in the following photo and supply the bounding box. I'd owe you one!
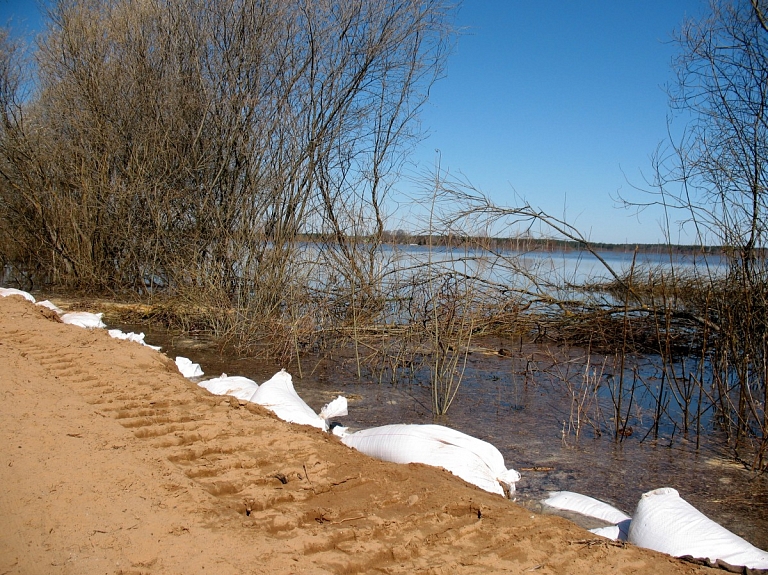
[0,0,766,469]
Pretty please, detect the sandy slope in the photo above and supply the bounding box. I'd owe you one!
[0,296,711,574]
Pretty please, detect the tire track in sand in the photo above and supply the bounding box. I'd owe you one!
[4,328,430,571]
[6,326,511,571]
[1,307,686,575]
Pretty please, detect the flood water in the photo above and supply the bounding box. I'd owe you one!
[119,321,768,551]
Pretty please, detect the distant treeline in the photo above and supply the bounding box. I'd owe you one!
[295,231,739,255]
[374,232,734,255]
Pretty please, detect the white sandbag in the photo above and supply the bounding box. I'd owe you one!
[337,424,521,497]
[543,491,631,526]
[628,487,768,569]
[107,329,161,350]
[249,369,347,431]
[591,518,631,541]
[36,300,64,314]
[198,374,259,401]
[175,356,204,378]
[590,524,627,540]
[319,395,348,421]
[0,287,35,302]
[541,491,631,541]
[61,311,106,329]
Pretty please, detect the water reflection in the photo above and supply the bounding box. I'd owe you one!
[127,323,768,550]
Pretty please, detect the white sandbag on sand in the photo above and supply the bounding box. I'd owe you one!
[36,300,64,314]
[61,311,106,329]
[336,424,521,497]
[590,523,631,541]
[543,491,631,525]
[108,329,161,350]
[249,369,347,431]
[543,491,631,540]
[0,287,35,302]
[198,374,258,401]
[175,356,204,378]
[628,487,768,569]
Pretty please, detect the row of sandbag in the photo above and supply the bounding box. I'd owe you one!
[1,288,106,328]
[0,289,339,429]
[0,287,159,346]
[197,369,348,432]
[194,369,521,497]
[12,286,761,568]
[543,489,768,570]
[1,287,521,498]
[184,363,768,572]
[0,290,326,419]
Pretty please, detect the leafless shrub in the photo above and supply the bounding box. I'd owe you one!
[0,0,456,332]
[617,0,768,469]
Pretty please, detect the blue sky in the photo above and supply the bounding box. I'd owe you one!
[0,0,42,34]
[1,1,708,244]
[405,2,708,244]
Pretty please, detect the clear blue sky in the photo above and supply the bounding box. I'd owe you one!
[1,0,708,244]
[406,1,708,244]
[0,0,42,35]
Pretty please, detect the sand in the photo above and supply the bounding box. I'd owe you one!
[0,295,713,574]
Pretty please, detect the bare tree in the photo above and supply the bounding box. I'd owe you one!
[643,1,768,257]
[0,0,455,331]
[624,0,768,467]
